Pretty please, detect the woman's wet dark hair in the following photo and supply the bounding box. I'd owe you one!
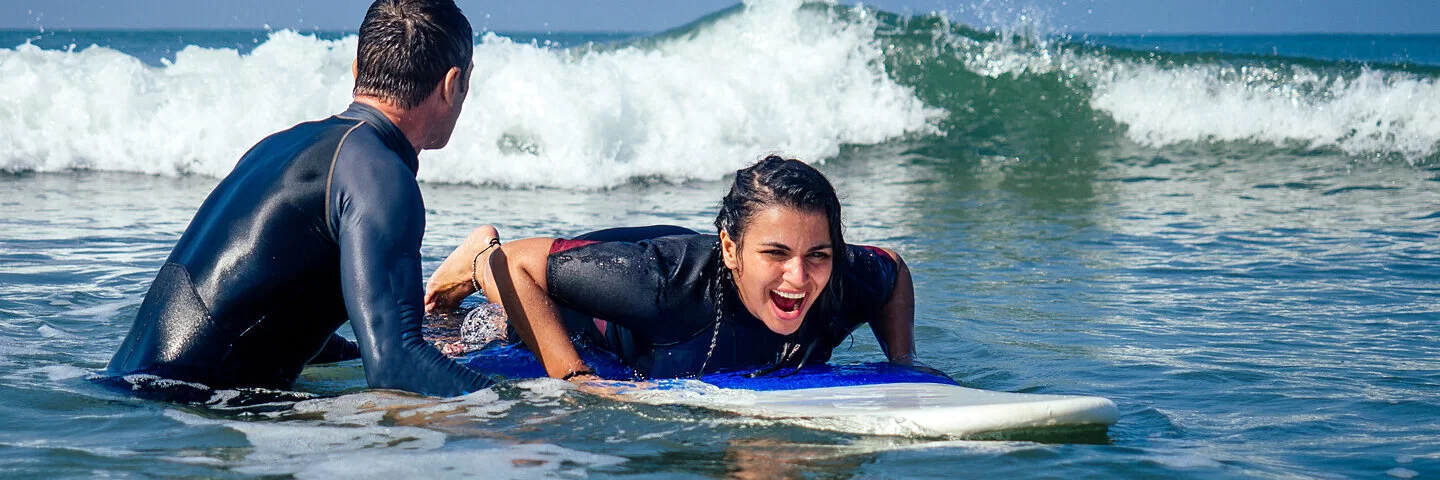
[700,154,847,378]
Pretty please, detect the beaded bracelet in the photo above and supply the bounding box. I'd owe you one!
[470,237,502,293]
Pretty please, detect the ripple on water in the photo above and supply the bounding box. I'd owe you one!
[159,391,628,478]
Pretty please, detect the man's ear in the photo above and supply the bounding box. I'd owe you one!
[352,59,359,79]
[720,230,739,271]
[441,65,465,105]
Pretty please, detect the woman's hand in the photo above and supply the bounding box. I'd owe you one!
[425,225,500,313]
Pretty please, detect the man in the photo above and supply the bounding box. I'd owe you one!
[107,0,489,396]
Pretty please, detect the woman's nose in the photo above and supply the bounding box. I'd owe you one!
[782,256,808,285]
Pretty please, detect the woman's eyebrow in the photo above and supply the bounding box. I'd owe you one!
[758,241,793,251]
[757,241,833,251]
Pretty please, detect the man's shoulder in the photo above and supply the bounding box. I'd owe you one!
[330,124,412,178]
[270,114,361,140]
[241,114,362,160]
[326,119,421,216]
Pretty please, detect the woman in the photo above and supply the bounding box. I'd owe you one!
[425,155,927,380]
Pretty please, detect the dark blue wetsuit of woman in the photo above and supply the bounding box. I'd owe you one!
[107,103,490,396]
[546,226,899,379]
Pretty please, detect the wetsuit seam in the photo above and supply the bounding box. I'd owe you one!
[324,121,368,240]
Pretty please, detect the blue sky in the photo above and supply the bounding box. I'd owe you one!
[2,0,1437,34]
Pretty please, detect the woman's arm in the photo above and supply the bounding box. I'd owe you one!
[427,227,683,380]
[867,248,951,378]
[869,248,918,365]
[486,238,595,380]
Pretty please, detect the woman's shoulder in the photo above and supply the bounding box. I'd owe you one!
[649,234,721,279]
[840,243,900,306]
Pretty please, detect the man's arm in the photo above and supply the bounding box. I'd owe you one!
[308,332,361,365]
[332,137,490,396]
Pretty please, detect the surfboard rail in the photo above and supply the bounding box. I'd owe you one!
[462,344,1120,438]
[620,380,1120,438]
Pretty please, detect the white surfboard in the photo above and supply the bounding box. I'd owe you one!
[463,345,1119,438]
[616,380,1120,438]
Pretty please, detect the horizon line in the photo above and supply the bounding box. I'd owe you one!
[4,27,1440,37]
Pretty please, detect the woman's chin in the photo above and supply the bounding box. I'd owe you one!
[763,303,806,335]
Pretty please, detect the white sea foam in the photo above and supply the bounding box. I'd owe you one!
[1088,61,1440,160]
[4,364,89,382]
[953,32,1440,161]
[0,31,355,177]
[283,389,510,425]
[9,1,1434,186]
[0,0,938,187]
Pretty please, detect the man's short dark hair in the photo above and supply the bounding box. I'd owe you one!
[354,0,473,109]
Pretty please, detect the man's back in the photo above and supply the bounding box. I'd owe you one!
[108,113,369,389]
[108,0,489,397]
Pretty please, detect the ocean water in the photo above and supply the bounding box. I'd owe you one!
[2,0,1438,478]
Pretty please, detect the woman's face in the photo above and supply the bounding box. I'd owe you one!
[720,206,834,335]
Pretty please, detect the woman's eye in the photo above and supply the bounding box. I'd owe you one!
[808,252,832,260]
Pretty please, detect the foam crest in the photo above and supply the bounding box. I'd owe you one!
[1088,61,1440,160]
[428,0,938,186]
[0,31,356,176]
[948,31,1440,160]
[0,0,938,187]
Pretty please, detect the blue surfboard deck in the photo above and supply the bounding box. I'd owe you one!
[461,343,1120,438]
[460,343,957,390]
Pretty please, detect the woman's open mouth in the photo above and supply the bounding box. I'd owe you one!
[770,289,806,320]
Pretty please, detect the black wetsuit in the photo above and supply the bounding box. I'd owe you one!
[107,103,490,396]
[549,226,899,378]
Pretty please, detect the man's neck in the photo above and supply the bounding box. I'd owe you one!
[353,96,428,153]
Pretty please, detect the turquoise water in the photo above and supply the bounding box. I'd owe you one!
[2,2,1439,478]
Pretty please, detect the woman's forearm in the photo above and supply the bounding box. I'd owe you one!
[488,238,592,379]
[873,248,918,364]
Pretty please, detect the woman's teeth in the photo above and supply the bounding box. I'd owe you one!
[773,290,805,300]
[771,290,805,313]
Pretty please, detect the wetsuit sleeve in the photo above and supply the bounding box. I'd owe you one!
[331,134,491,396]
[547,239,702,341]
[308,332,361,364]
[842,245,900,329]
